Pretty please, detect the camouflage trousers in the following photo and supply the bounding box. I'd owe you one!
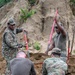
[2,49,18,69]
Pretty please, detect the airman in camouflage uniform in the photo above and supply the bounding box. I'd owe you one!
[2,18,25,69]
[42,48,68,75]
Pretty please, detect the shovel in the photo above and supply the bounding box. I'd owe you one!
[23,31,30,58]
[47,9,58,51]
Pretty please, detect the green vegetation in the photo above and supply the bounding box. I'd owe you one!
[0,0,11,8]
[28,0,36,6]
[73,50,75,53]
[70,0,75,5]
[28,43,32,47]
[70,0,75,15]
[33,42,41,50]
[20,8,36,22]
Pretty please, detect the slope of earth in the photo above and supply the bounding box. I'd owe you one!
[0,0,75,75]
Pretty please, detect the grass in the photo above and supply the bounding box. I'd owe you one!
[20,8,36,22]
[33,41,41,50]
[73,50,75,53]
[70,0,75,5]
[28,0,36,6]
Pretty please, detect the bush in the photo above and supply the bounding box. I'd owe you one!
[0,0,11,7]
[73,50,75,53]
[28,0,36,6]
[20,8,36,22]
[70,0,75,5]
[33,42,41,50]
[28,43,32,47]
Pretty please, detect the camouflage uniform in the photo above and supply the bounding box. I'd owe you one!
[42,57,68,75]
[42,48,68,75]
[2,27,23,68]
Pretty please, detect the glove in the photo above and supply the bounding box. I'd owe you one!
[54,18,57,23]
[18,44,23,48]
[23,29,28,34]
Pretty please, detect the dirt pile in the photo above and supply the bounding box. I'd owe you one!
[68,55,75,75]
[0,53,6,74]
[30,53,50,75]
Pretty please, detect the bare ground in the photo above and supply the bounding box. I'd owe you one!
[0,0,75,74]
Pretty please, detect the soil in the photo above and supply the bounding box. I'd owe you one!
[30,53,50,75]
[0,0,75,75]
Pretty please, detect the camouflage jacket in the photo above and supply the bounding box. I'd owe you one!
[42,57,68,75]
[2,27,23,59]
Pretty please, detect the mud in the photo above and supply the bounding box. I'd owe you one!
[30,53,50,75]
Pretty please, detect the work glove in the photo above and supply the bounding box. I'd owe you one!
[18,44,24,48]
[54,18,57,24]
[23,29,28,34]
[18,43,26,48]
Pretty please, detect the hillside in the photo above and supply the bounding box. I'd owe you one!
[0,0,75,75]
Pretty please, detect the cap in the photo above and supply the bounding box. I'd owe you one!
[7,18,16,25]
[51,48,61,54]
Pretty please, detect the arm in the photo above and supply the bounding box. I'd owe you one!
[45,40,55,54]
[5,33,18,49]
[55,20,66,37]
[42,62,47,75]
[60,63,68,72]
[30,63,36,75]
[16,28,28,34]
[16,28,23,34]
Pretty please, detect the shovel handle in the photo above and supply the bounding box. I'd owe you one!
[23,31,28,50]
[48,9,58,44]
[23,31,30,58]
[67,40,70,60]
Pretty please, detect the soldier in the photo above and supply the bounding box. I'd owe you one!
[9,51,36,75]
[2,18,27,70]
[43,48,68,75]
[45,18,67,62]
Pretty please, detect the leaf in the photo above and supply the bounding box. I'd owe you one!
[20,8,36,22]
[33,42,41,50]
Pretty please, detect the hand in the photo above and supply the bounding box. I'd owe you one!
[18,44,23,48]
[45,50,48,55]
[54,18,57,24]
[23,29,28,34]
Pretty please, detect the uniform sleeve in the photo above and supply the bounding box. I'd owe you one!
[16,28,23,34]
[60,62,68,72]
[42,62,47,75]
[30,63,36,75]
[5,33,18,49]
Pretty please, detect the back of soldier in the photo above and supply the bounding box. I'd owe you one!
[44,57,67,75]
[10,58,32,75]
